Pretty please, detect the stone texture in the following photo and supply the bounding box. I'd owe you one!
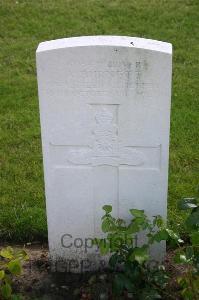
[36,36,172,272]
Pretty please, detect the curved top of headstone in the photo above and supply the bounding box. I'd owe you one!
[37,35,172,55]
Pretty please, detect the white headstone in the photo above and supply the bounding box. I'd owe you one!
[36,36,172,272]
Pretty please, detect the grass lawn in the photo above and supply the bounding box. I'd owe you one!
[0,0,198,242]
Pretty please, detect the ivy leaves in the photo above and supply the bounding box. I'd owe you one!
[102,205,112,214]
[178,198,198,210]
[95,205,172,298]
[129,245,149,264]
[0,247,29,299]
[173,197,199,300]
[0,270,5,280]
[95,200,199,299]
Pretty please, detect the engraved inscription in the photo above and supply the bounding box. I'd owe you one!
[65,71,132,89]
[46,61,154,93]
[93,107,118,157]
[51,104,160,169]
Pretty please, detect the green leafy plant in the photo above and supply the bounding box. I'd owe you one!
[94,205,182,299]
[0,246,29,300]
[173,197,199,300]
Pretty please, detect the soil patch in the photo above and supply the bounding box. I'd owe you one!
[0,244,185,299]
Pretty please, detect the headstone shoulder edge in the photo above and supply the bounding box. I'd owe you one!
[36,36,172,56]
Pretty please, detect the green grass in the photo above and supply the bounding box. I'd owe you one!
[0,0,198,242]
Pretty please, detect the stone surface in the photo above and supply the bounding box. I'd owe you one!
[36,36,172,272]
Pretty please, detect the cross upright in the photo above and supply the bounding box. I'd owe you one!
[51,103,161,234]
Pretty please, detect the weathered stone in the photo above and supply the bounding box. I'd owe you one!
[36,36,172,272]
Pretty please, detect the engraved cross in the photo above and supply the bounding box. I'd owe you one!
[51,104,160,169]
